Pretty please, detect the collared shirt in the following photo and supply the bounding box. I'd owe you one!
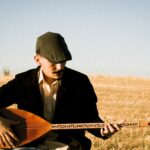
[38,68,61,122]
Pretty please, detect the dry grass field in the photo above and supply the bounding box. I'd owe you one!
[88,75,150,150]
[0,75,150,150]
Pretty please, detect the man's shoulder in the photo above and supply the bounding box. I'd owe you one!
[14,67,39,84]
[16,68,38,77]
[63,67,90,84]
[64,67,87,78]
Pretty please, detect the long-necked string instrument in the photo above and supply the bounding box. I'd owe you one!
[0,108,149,149]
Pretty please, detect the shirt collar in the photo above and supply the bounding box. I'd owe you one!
[38,68,44,84]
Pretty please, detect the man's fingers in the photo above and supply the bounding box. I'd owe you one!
[101,123,121,137]
[0,133,15,148]
[100,128,105,136]
[4,133,15,148]
[113,123,122,131]
[0,136,5,147]
[7,129,19,142]
[107,124,117,133]
[101,124,110,136]
[101,121,125,137]
[0,129,19,148]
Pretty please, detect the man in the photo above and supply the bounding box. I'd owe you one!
[0,32,121,150]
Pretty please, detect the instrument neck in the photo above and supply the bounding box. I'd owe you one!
[52,121,150,130]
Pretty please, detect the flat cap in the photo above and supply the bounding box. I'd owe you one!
[36,32,72,63]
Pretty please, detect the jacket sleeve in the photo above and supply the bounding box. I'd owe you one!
[77,75,106,138]
[0,76,20,108]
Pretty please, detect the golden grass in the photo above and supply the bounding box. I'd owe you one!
[0,75,14,86]
[88,75,150,150]
[1,75,150,149]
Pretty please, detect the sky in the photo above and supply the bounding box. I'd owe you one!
[0,0,150,77]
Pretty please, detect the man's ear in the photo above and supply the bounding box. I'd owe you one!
[34,55,41,66]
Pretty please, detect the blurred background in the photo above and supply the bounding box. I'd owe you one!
[0,0,150,77]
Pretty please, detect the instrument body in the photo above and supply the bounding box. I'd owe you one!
[0,108,51,148]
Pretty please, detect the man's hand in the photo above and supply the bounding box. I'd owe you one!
[0,116,20,148]
[100,123,122,138]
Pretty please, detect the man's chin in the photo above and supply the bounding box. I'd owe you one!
[54,74,63,80]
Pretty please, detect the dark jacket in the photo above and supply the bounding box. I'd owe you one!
[0,67,104,149]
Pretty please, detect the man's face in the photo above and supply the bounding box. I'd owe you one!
[34,54,66,80]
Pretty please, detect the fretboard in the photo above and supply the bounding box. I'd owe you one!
[52,121,150,130]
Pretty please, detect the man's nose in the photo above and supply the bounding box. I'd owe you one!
[56,63,64,70]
